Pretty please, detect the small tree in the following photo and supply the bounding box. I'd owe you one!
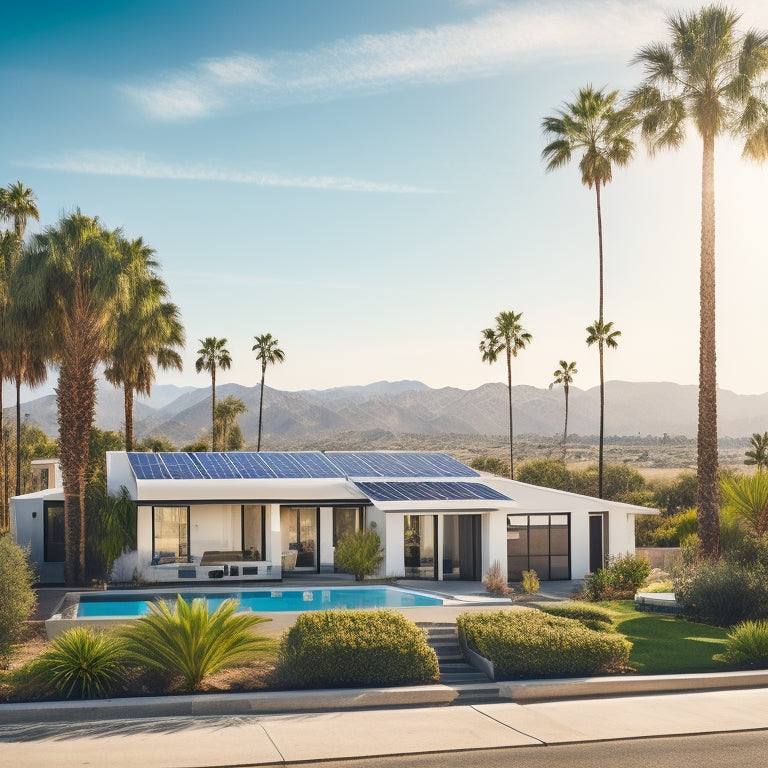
[0,533,37,664]
[334,528,384,581]
[745,432,768,473]
[470,456,510,477]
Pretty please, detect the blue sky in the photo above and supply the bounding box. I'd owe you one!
[2,0,767,402]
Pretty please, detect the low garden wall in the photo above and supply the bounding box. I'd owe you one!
[636,547,681,570]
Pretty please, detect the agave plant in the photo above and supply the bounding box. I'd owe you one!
[122,596,271,691]
[30,626,126,699]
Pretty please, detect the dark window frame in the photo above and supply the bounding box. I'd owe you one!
[506,513,571,581]
[43,501,65,563]
[151,505,191,565]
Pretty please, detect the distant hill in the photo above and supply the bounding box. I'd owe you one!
[13,379,768,446]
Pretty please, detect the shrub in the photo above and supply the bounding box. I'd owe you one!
[650,509,698,546]
[334,528,384,581]
[457,609,630,678]
[582,554,650,601]
[583,568,612,601]
[675,560,768,626]
[27,627,126,700]
[470,456,510,477]
[0,533,37,664]
[122,596,272,691]
[715,619,768,665]
[521,569,540,594]
[483,560,511,596]
[277,610,439,687]
[538,603,615,632]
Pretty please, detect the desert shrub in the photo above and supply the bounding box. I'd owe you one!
[715,619,768,665]
[0,534,37,664]
[640,580,674,593]
[457,609,630,678]
[483,560,511,596]
[470,456,510,477]
[277,610,439,687]
[516,459,573,491]
[521,569,540,594]
[27,627,126,700]
[608,554,651,592]
[650,509,698,546]
[122,596,272,691]
[334,528,384,581]
[538,603,615,632]
[675,560,768,626]
[582,554,650,601]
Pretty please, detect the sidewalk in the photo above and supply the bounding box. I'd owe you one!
[3,687,768,767]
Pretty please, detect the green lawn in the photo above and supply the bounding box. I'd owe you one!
[603,601,730,674]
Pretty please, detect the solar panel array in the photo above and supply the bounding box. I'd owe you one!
[325,452,479,478]
[353,481,511,503]
[127,452,345,481]
[127,451,479,482]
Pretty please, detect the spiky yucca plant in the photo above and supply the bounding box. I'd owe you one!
[122,596,271,691]
[716,619,768,665]
[30,626,126,699]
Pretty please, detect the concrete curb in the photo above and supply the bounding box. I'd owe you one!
[3,670,768,724]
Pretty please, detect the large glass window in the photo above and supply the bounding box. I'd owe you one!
[280,507,317,569]
[333,507,360,546]
[44,502,65,563]
[506,514,570,581]
[242,505,265,559]
[153,506,189,564]
[404,515,436,579]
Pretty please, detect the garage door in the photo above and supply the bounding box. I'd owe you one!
[507,513,570,581]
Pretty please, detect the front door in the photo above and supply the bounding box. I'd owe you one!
[589,514,605,572]
[458,515,481,580]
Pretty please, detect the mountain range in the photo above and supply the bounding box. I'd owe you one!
[14,379,768,447]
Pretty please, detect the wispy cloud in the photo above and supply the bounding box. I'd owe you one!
[20,150,440,194]
[124,0,672,121]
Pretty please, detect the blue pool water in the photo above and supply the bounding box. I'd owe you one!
[76,586,445,617]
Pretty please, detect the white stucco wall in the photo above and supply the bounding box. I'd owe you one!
[10,490,65,584]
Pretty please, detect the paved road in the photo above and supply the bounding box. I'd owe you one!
[3,689,768,767]
[278,732,768,768]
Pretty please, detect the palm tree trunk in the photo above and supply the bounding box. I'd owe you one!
[211,366,216,452]
[595,181,604,325]
[598,340,605,500]
[257,367,266,452]
[15,376,21,496]
[124,384,134,452]
[506,346,514,479]
[562,384,569,461]
[697,130,719,561]
[0,383,5,529]
[58,357,97,586]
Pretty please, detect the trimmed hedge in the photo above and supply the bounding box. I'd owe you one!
[537,603,615,632]
[457,609,630,678]
[277,610,439,687]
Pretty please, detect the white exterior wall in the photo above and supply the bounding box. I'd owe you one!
[486,511,507,580]
[607,511,637,559]
[267,503,281,563]
[319,506,334,571]
[10,490,65,584]
[569,509,592,580]
[384,513,405,578]
[190,504,239,555]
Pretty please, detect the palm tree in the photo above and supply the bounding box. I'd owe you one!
[586,320,620,499]
[745,432,768,473]
[105,237,184,451]
[251,333,285,451]
[721,473,768,537]
[542,86,634,324]
[214,395,247,450]
[479,311,532,479]
[550,361,578,460]
[0,233,15,527]
[195,337,231,451]
[630,5,768,559]
[14,212,127,584]
[0,181,39,240]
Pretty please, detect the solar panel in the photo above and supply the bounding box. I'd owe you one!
[158,452,206,480]
[291,452,345,478]
[226,452,276,479]
[421,453,479,477]
[355,452,421,477]
[354,481,511,503]
[127,452,172,480]
[324,452,381,477]
[258,452,311,478]
[191,453,242,479]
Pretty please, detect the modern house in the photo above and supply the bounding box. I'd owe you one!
[11,450,657,585]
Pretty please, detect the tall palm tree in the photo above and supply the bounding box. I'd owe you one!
[195,337,231,451]
[745,432,768,473]
[586,320,620,499]
[14,212,128,584]
[251,333,285,451]
[630,5,768,559]
[0,181,39,240]
[105,237,184,451]
[542,86,634,324]
[550,360,578,460]
[479,311,532,479]
[0,233,15,527]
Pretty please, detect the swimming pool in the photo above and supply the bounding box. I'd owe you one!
[76,586,445,618]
